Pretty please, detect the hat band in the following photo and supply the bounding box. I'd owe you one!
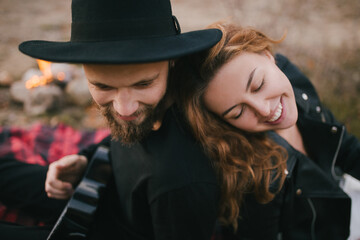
[71,17,178,42]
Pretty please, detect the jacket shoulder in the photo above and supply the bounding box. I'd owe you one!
[275,54,322,114]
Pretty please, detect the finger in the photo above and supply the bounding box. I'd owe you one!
[45,180,74,199]
[46,184,72,196]
[46,177,73,192]
[45,168,74,191]
[55,155,83,171]
[47,189,74,200]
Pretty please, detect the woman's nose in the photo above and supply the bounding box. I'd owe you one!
[250,100,271,118]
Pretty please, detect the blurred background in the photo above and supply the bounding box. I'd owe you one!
[0,0,359,137]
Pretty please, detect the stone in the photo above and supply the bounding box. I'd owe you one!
[21,68,43,82]
[65,76,92,106]
[51,63,73,82]
[0,70,14,86]
[9,80,29,103]
[24,85,64,116]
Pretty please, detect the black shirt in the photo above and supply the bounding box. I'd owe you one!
[88,107,219,240]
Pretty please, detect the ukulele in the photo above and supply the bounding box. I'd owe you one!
[47,145,111,240]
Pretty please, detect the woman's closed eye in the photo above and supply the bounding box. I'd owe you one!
[231,105,245,119]
[252,79,265,93]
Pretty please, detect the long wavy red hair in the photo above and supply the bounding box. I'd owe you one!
[170,22,288,230]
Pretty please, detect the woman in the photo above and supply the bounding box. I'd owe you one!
[171,22,360,239]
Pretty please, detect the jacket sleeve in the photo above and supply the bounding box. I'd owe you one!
[339,129,360,180]
[321,107,360,180]
[0,156,67,222]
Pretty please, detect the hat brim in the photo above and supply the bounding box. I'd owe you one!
[19,29,221,64]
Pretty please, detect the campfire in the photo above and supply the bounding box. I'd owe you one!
[10,60,92,116]
[25,60,64,89]
[25,59,72,90]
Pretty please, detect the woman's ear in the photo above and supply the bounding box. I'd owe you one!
[263,50,275,63]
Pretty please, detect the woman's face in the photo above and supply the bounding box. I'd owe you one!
[203,51,298,133]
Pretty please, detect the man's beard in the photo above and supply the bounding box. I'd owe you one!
[99,97,169,145]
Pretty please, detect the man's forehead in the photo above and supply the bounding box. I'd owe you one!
[83,61,169,84]
[83,61,168,71]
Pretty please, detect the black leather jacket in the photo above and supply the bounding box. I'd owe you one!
[224,54,360,240]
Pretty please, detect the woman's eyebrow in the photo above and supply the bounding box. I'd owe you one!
[246,68,257,92]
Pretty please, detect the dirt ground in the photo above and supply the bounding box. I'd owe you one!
[0,0,359,133]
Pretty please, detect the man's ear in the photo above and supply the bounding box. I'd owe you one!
[263,50,275,63]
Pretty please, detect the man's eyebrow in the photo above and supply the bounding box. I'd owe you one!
[90,81,111,88]
[89,73,160,88]
[138,73,160,82]
[246,68,257,92]
[131,73,160,86]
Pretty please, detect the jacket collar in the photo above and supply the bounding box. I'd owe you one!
[275,54,321,114]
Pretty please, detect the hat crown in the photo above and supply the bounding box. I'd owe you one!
[19,0,222,64]
[70,0,178,42]
[72,0,172,22]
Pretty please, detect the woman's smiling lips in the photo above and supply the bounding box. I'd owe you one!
[268,102,283,122]
[266,97,286,124]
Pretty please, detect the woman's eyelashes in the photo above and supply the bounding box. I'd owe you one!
[232,105,245,119]
[253,78,265,92]
[230,78,265,120]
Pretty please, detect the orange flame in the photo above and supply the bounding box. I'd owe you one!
[25,60,65,89]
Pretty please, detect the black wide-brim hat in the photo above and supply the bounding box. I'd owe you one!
[19,0,222,64]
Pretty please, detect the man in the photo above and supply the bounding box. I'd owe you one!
[1,0,222,239]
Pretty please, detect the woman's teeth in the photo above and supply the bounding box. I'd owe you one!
[268,103,283,122]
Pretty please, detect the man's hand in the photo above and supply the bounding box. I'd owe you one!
[45,154,88,199]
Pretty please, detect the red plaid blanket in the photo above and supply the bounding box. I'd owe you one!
[0,123,110,225]
[0,124,225,239]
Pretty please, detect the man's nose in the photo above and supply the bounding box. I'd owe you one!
[112,89,139,116]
